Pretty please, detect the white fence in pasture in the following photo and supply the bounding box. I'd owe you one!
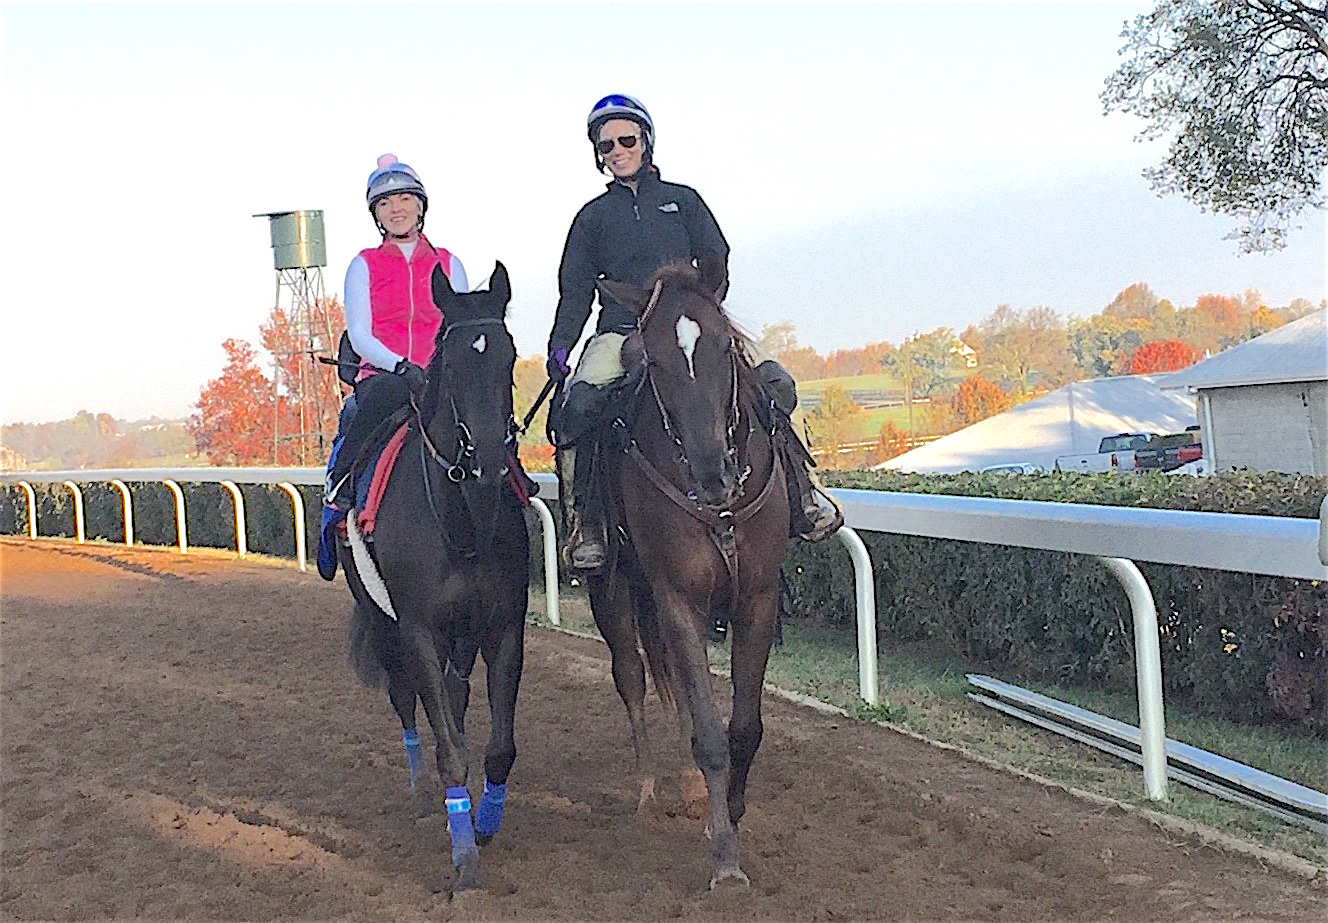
[3,467,1326,806]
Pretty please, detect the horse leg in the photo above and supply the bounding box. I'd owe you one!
[590,570,659,812]
[399,622,481,891]
[655,587,747,889]
[726,586,779,828]
[473,606,524,844]
[445,634,479,747]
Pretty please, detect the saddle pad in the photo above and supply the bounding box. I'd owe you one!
[357,423,411,537]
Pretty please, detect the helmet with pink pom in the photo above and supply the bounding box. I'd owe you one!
[366,153,427,213]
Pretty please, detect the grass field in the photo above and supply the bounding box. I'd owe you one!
[530,594,1328,869]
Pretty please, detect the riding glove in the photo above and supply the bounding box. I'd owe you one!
[546,347,571,382]
[394,359,427,397]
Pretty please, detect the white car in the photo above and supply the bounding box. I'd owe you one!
[980,462,1042,475]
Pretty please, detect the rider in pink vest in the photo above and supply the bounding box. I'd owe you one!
[325,154,468,511]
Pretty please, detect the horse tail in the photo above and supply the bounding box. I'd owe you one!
[347,599,398,690]
[630,580,675,711]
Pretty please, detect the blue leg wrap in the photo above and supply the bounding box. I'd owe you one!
[402,729,423,791]
[475,779,506,838]
[445,785,477,868]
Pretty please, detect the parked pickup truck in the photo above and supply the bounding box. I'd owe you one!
[1053,433,1156,473]
[1134,427,1203,472]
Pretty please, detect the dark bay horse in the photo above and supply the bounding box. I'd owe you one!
[590,264,790,888]
[339,262,529,892]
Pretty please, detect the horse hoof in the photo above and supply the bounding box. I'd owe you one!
[452,849,481,892]
[709,867,750,890]
[475,831,493,847]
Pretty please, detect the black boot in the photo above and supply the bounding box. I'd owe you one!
[567,447,607,570]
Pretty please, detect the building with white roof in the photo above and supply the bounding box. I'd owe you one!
[1161,310,1326,476]
[876,375,1197,474]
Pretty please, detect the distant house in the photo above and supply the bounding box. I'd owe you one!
[1161,310,1326,476]
[0,445,27,471]
[951,340,979,368]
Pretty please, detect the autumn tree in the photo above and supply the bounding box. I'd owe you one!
[1102,282,1160,321]
[756,321,826,382]
[951,375,1013,425]
[1102,0,1328,251]
[806,383,863,467]
[1126,339,1204,374]
[975,305,1076,396]
[1068,314,1147,378]
[260,296,347,464]
[191,339,291,465]
[876,421,911,461]
[879,327,962,399]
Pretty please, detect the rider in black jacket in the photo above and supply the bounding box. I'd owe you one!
[546,94,842,571]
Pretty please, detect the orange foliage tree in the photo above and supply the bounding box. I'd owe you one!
[1125,339,1204,374]
[260,297,347,464]
[190,339,293,464]
[951,374,1012,425]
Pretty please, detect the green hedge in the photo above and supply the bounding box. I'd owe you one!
[785,470,1327,736]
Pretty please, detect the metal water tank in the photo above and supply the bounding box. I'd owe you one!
[257,210,326,269]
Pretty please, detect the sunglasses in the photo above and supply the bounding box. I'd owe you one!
[596,135,640,155]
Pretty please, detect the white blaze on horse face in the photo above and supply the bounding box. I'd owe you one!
[473,334,487,354]
[676,315,702,380]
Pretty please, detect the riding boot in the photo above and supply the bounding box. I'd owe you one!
[780,414,845,542]
[558,446,607,570]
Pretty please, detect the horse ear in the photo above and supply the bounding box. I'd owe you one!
[598,278,650,313]
[432,263,457,309]
[489,261,511,305]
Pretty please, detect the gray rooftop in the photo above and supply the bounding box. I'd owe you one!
[1162,309,1327,391]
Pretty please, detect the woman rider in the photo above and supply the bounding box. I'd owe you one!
[546,93,843,572]
[325,153,468,511]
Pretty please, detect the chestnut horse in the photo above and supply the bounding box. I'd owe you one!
[589,264,790,888]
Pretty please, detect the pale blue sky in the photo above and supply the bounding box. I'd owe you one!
[3,2,1324,424]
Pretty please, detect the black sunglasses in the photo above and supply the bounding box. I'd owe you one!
[596,135,640,155]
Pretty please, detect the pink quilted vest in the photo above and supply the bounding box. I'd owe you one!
[358,234,453,378]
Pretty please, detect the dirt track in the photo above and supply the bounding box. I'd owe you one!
[2,537,1323,921]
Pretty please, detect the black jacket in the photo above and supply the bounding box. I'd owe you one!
[548,169,730,356]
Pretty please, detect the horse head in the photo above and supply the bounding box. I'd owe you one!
[601,263,744,507]
[424,261,517,491]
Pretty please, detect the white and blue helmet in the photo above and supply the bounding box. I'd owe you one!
[366,153,428,215]
[587,93,654,143]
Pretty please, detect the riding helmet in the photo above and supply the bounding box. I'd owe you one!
[365,153,428,217]
[586,93,654,142]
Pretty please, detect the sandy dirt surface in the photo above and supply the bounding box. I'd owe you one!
[2,537,1323,921]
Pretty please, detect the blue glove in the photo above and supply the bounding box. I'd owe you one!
[546,347,571,382]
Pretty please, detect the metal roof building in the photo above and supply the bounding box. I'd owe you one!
[1161,310,1326,475]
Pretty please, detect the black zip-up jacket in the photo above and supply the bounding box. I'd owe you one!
[548,168,730,357]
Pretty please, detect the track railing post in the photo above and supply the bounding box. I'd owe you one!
[277,483,307,572]
[1098,556,1167,801]
[836,526,879,707]
[219,481,247,557]
[17,481,37,539]
[62,481,85,544]
[110,479,134,547]
[162,480,187,554]
[530,497,560,626]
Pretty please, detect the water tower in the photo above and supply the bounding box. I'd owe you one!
[255,209,340,464]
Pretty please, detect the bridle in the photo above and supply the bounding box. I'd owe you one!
[634,280,751,505]
[409,317,518,549]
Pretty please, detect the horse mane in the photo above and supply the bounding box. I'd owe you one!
[644,262,759,358]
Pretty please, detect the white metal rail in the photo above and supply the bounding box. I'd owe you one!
[3,469,1324,802]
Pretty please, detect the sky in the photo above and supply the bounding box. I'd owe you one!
[2,1,1324,425]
